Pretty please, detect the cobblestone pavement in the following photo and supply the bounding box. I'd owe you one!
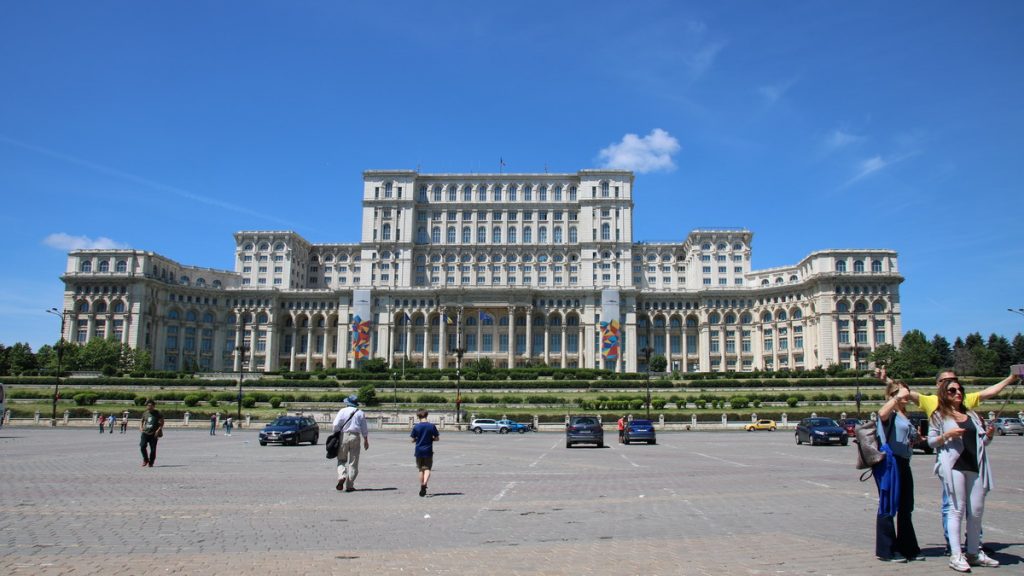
[1,426,1022,575]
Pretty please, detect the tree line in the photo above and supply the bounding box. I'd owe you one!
[0,338,151,376]
[870,330,1024,379]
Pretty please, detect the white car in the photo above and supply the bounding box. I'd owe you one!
[469,418,510,434]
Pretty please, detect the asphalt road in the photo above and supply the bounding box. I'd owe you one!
[1,426,1022,575]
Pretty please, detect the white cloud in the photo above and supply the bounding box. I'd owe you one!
[597,129,681,174]
[857,156,887,178]
[824,129,865,150]
[757,79,797,105]
[43,233,129,251]
[686,40,727,78]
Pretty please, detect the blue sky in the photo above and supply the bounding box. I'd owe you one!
[2,1,1023,350]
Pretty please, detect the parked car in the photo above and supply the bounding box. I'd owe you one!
[566,415,604,448]
[992,417,1024,436]
[623,419,656,444]
[470,418,509,433]
[259,416,319,446]
[837,418,861,437]
[744,419,777,432]
[496,419,531,434]
[795,417,848,446]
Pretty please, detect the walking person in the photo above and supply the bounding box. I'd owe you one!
[928,378,999,571]
[139,400,164,468]
[410,409,439,497]
[331,395,369,492]
[98,414,106,434]
[210,413,217,436]
[120,413,128,434]
[107,414,116,434]
[617,415,626,444]
[874,381,921,563]
[225,417,233,436]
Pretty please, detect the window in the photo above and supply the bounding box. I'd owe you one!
[854,260,864,273]
[382,223,391,241]
[492,227,502,243]
[523,226,532,243]
[462,227,471,243]
[432,227,441,243]
[836,260,847,272]
[601,223,610,241]
[872,260,883,273]
[508,227,517,243]
[80,260,92,272]
[447,186,457,201]
[569,227,578,243]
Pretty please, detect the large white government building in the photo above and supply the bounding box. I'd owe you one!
[60,169,903,374]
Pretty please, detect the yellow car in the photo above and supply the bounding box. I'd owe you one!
[744,419,777,431]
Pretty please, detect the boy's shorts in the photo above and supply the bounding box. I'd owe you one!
[416,456,433,471]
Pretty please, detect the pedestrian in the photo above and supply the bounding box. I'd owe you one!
[225,416,233,436]
[107,414,116,434]
[210,413,217,436]
[928,378,1000,572]
[873,380,921,563]
[139,400,164,468]
[878,366,1018,554]
[331,395,369,492]
[120,413,128,434]
[98,414,106,434]
[410,409,439,497]
[617,415,626,444]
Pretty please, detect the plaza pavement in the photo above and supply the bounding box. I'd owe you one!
[1,425,1022,576]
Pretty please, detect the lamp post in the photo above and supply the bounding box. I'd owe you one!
[236,314,249,422]
[851,310,862,418]
[45,308,69,427]
[392,369,399,421]
[450,344,466,429]
[641,346,654,419]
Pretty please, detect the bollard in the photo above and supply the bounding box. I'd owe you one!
[533,414,539,430]
[184,412,191,426]
[92,411,99,424]
[751,413,758,423]
[659,414,665,427]
[245,414,252,428]
[691,414,697,428]
[63,410,70,425]
[34,411,41,424]
[781,413,788,426]
[840,412,847,421]
[810,412,817,419]
[721,413,728,427]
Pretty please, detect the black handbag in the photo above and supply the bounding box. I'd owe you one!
[325,431,341,459]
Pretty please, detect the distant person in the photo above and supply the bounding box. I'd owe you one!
[98,414,106,434]
[107,414,116,434]
[873,381,921,563]
[617,415,626,444]
[410,409,440,497]
[139,400,164,468]
[120,414,128,434]
[210,413,217,436]
[225,417,233,436]
[331,395,369,492]
[928,377,999,571]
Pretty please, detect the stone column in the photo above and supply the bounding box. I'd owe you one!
[439,307,447,369]
[306,325,314,371]
[525,307,533,364]
[507,306,516,368]
[543,321,550,365]
[233,321,243,372]
[289,322,297,371]
[560,325,567,368]
[422,320,431,368]
[265,322,277,371]
[698,322,710,373]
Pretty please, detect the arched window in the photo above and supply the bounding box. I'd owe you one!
[492,227,501,244]
[854,260,865,273]
[523,185,532,201]
[433,185,442,201]
[493,184,502,202]
[872,260,882,273]
[431,227,441,243]
[836,301,849,313]
[601,223,610,241]
[447,186,457,201]
[724,313,735,324]
[462,227,471,243]
[203,312,214,323]
[553,185,562,201]
[761,312,772,322]
[447,227,456,243]
[382,223,391,241]
[418,227,428,243]
[873,301,886,313]
[792,309,803,319]
[569,227,577,243]
[740,313,752,324]
[855,301,868,313]
[94,302,108,313]
[508,184,517,202]
[601,181,609,197]
[80,260,92,272]
[243,243,254,250]
[538,227,548,244]
[167,309,179,320]
[98,260,109,272]
[259,242,269,251]
[478,186,487,201]
[539,185,547,201]
[116,260,127,273]
[554,227,563,243]
[836,260,847,272]
[180,276,190,285]
[477,226,486,243]
[186,311,198,321]
[709,313,720,324]
[258,313,269,323]
[274,243,285,251]
[508,227,517,244]
[776,310,787,321]
[523,226,532,243]
[212,280,222,288]
[686,317,698,328]
[463,186,472,201]
[113,301,126,313]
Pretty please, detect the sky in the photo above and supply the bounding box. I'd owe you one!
[2,1,1023,351]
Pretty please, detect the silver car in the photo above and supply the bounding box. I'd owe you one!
[469,418,510,434]
[992,417,1024,436]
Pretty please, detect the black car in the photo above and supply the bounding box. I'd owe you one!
[566,415,604,448]
[259,416,320,446]
[795,417,848,446]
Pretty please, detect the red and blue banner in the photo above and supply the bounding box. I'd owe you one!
[600,319,620,361]
[351,315,372,360]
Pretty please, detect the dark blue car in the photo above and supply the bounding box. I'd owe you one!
[624,419,656,445]
[259,416,320,446]
[795,417,848,446]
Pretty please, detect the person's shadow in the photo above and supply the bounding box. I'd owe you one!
[425,492,463,497]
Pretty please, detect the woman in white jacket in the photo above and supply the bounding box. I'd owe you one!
[927,378,998,572]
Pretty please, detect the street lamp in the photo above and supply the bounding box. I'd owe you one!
[641,346,654,419]
[450,344,467,429]
[45,308,70,427]
[236,314,250,422]
[392,369,399,421]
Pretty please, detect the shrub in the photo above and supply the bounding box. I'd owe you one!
[241,396,257,408]
[73,393,98,406]
[183,395,201,407]
[415,393,447,404]
[269,396,283,409]
[729,396,750,409]
[786,396,800,407]
[651,398,667,410]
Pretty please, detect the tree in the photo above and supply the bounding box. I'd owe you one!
[360,358,388,373]
[7,342,38,373]
[869,343,900,370]
[466,357,494,373]
[0,344,10,375]
[987,333,1014,375]
[895,330,938,377]
[649,354,668,373]
[1013,333,1024,365]
[75,338,122,371]
[357,384,379,406]
[931,335,954,369]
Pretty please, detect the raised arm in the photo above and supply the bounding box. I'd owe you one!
[977,372,1021,402]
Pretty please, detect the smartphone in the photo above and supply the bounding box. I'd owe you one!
[1012,364,1024,376]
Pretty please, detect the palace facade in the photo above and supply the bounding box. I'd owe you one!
[59,169,903,373]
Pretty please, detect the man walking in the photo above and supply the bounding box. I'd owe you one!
[139,400,164,468]
[210,413,217,436]
[332,395,369,492]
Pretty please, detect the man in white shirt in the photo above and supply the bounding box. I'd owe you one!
[332,395,369,492]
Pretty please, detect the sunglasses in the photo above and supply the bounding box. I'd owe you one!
[946,387,964,395]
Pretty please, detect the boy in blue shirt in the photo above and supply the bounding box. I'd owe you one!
[410,409,440,497]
